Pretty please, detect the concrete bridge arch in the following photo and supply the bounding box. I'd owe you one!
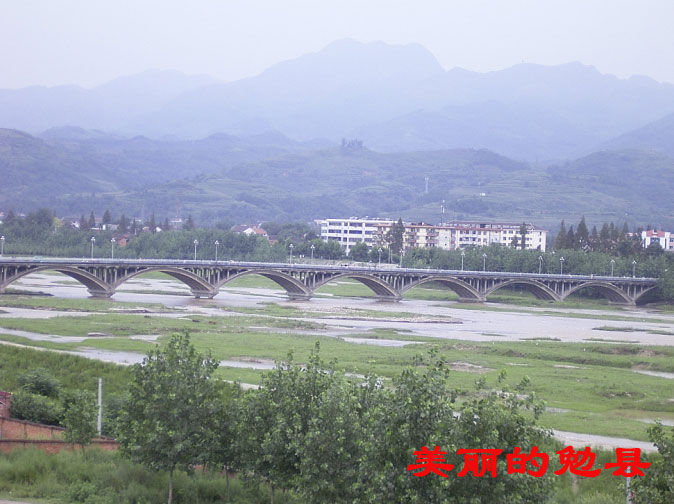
[113,267,217,298]
[0,265,113,297]
[312,273,401,300]
[217,269,312,300]
[562,281,633,304]
[400,276,483,302]
[484,279,561,302]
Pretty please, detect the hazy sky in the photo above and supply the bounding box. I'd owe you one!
[2,0,673,88]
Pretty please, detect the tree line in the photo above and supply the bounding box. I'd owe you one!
[48,333,669,504]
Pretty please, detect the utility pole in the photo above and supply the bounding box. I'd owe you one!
[97,378,102,437]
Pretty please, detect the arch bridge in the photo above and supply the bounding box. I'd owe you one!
[0,258,660,306]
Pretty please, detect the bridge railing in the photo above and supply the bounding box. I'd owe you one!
[0,257,658,283]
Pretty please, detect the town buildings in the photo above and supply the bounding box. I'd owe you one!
[316,217,548,254]
[641,229,674,252]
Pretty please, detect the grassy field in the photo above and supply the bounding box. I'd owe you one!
[2,274,673,443]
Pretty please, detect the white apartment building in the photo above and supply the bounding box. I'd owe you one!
[317,218,547,254]
[448,221,547,252]
[641,229,674,251]
[316,218,393,254]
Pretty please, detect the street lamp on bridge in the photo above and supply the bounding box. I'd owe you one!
[632,260,637,278]
[538,255,543,274]
[193,239,198,261]
[461,250,465,271]
[610,259,615,276]
[399,248,403,267]
[214,240,219,262]
[560,256,565,274]
[289,243,294,264]
[110,238,115,259]
[310,244,315,261]
[0,236,4,256]
[378,248,382,268]
[482,252,487,272]
[90,237,95,259]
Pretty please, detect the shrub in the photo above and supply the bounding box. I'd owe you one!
[10,390,63,425]
[17,368,61,398]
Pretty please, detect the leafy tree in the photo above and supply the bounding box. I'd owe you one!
[118,214,128,233]
[510,235,519,248]
[519,222,528,250]
[633,423,674,503]
[349,241,370,261]
[386,218,405,255]
[62,390,97,450]
[118,333,221,504]
[184,215,195,231]
[576,216,589,248]
[88,211,96,229]
[554,220,567,250]
[79,214,89,231]
[566,226,576,249]
[148,213,156,234]
[102,209,112,225]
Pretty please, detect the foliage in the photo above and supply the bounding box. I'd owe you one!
[17,368,61,398]
[9,390,63,425]
[62,390,97,448]
[632,423,674,504]
[117,332,221,504]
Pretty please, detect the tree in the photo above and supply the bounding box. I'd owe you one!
[118,214,128,233]
[88,211,96,229]
[102,209,112,225]
[184,215,195,231]
[576,216,589,248]
[148,213,156,234]
[510,235,519,248]
[386,218,405,256]
[566,226,576,249]
[118,333,221,504]
[519,222,528,250]
[62,390,97,451]
[349,242,370,261]
[633,423,674,503]
[17,368,60,398]
[79,214,89,231]
[554,220,567,250]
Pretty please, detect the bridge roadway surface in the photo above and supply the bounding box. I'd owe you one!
[0,258,659,305]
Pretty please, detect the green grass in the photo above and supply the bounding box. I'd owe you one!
[0,294,177,313]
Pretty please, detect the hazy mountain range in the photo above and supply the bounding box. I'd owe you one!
[2,39,674,161]
[1,39,674,229]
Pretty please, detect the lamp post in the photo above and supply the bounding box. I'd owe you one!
[610,259,615,276]
[289,243,294,264]
[461,250,465,271]
[0,235,4,256]
[538,255,543,274]
[389,247,392,263]
[90,237,95,259]
[632,260,637,278]
[310,244,315,261]
[214,240,219,262]
[482,252,487,272]
[399,248,404,267]
[560,256,565,275]
[110,238,115,259]
[193,239,198,261]
[378,248,382,268]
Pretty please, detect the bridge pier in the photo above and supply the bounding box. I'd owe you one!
[457,297,485,304]
[87,288,115,298]
[190,288,219,299]
[287,292,312,301]
[375,295,402,302]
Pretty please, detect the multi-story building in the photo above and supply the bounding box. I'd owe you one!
[641,230,674,252]
[448,221,547,252]
[317,218,547,254]
[316,218,394,254]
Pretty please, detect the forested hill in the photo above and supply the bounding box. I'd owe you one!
[2,126,670,228]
